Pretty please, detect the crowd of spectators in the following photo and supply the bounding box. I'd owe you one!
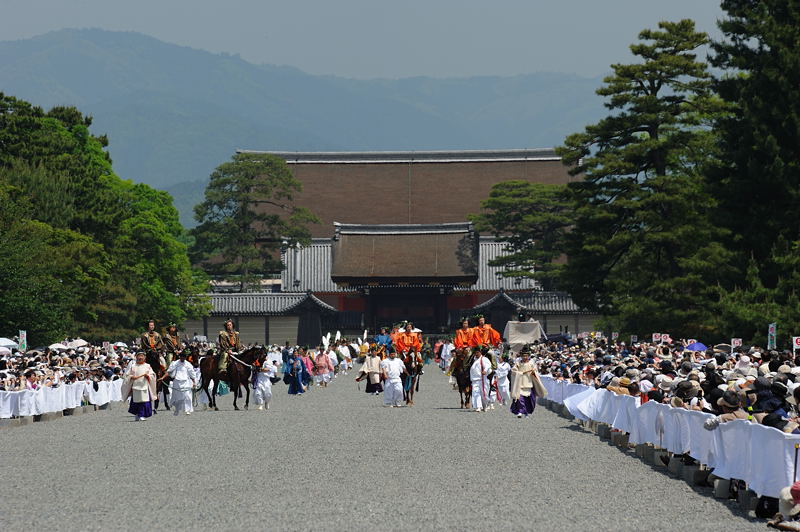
[533,339,800,432]
[0,345,127,392]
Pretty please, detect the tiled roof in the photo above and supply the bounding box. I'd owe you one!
[237,148,559,164]
[510,291,588,314]
[471,290,590,314]
[334,222,473,235]
[281,237,539,293]
[462,238,540,292]
[210,292,337,316]
[331,224,478,284]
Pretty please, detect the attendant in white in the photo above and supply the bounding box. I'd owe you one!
[380,350,406,407]
[121,352,157,421]
[470,350,492,412]
[254,359,278,410]
[494,355,512,405]
[167,351,197,415]
[440,339,454,371]
[336,342,349,377]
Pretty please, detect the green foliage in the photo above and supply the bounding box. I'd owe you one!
[555,20,733,340]
[470,181,572,289]
[710,0,800,270]
[0,93,209,344]
[191,152,320,290]
[701,0,800,342]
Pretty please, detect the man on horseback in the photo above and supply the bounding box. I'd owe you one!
[141,319,168,411]
[217,319,242,378]
[470,315,501,349]
[141,319,164,356]
[163,323,183,367]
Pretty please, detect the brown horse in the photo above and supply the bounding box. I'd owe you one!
[402,350,423,406]
[199,346,264,410]
[449,349,472,409]
[145,351,170,411]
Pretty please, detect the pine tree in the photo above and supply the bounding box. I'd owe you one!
[556,20,732,339]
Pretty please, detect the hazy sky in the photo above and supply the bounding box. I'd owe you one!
[3,0,724,79]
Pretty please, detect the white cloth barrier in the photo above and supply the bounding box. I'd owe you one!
[0,380,123,419]
[540,375,800,498]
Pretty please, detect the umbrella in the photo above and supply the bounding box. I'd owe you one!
[713,343,732,353]
[67,338,89,349]
[0,347,11,355]
[685,342,707,352]
[49,343,69,351]
[113,342,128,348]
[0,337,18,348]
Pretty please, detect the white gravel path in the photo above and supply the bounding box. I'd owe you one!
[0,369,766,531]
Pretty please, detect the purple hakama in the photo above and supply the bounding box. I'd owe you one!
[510,392,537,416]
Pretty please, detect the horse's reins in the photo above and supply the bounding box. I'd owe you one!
[228,352,253,369]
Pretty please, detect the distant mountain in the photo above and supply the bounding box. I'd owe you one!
[0,29,606,225]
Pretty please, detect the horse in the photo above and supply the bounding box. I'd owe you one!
[198,348,221,410]
[449,349,472,409]
[226,346,266,411]
[199,346,264,410]
[145,350,170,411]
[402,350,423,406]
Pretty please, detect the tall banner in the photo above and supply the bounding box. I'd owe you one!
[768,323,777,350]
[18,330,27,352]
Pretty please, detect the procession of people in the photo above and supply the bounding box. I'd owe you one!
[5,315,800,525]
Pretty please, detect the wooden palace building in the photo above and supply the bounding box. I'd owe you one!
[184,150,597,345]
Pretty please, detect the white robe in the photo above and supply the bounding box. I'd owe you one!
[380,358,405,406]
[254,363,276,405]
[167,359,196,413]
[470,356,491,409]
[494,362,511,403]
[121,362,156,404]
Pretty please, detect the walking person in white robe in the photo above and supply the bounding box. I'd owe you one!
[470,350,492,412]
[380,350,406,407]
[494,354,512,405]
[254,359,278,410]
[167,350,197,415]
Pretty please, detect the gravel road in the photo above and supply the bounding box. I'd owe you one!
[0,368,766,531]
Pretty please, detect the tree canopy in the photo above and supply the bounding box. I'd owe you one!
[470,181,571,290]
[551,20,732,339]
[0,93,208,345]
[191,152,319,290]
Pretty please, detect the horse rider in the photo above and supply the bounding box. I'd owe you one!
[141,319,164,357]
[217,319,242,377]
[163,322,183,367]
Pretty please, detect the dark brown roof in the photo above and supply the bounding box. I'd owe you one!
[331,222,478,286]
[209,292,337,316]
[471,290,591,314]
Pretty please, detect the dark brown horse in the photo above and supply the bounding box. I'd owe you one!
[402,350,423,406]
[449,349,472,409]
[145,351,170,411]
[199,346,264,410]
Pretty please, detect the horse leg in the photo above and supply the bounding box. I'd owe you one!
[232,377,239,411]
[244,382,250,410]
